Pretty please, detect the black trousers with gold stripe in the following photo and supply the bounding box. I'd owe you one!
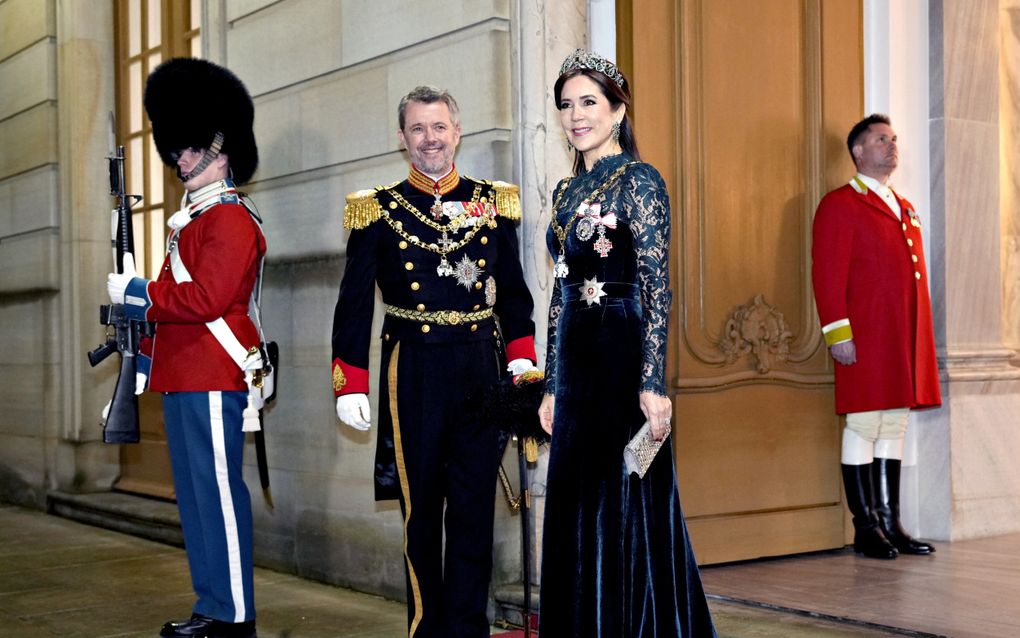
[379,336,504,638]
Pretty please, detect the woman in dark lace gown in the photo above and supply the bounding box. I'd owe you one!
[537,50,717,638]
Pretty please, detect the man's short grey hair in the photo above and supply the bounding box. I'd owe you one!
[398,85,461,130]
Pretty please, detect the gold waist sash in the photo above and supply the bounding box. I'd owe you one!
[384,305,493,326]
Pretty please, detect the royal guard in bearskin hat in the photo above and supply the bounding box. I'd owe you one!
[106,58,265,638]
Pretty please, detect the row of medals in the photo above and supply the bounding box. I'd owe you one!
[429,194,488,291]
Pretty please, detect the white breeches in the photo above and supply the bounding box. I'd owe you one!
[842,408,909,464]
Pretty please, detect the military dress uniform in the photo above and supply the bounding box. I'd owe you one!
[331,165,536,637]
[125,178,265,627]
[118,57,264,638]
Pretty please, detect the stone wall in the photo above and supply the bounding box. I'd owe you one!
[0,0,122,506]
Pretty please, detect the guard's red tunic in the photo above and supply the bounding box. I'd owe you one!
[811,181,941,414]
[131,202,265,392]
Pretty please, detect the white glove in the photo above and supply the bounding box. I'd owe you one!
[106,252,137,304]
[507,358,538,376]
[337,394,371,431]
[100,372,148,420]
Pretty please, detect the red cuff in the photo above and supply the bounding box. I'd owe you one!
[333,358,369,396]
[506,335,536,364]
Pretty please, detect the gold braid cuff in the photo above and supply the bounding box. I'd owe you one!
[490,181,522,222]
[385,305,494,326]
[332,365,347,392]
[344,189,385,230]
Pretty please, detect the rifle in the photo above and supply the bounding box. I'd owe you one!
[88,145,151,443]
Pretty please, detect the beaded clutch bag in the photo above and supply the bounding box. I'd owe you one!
[623,421,670,478]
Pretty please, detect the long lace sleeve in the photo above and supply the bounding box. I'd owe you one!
[625,164,673,395]
[543,279,563,395]
[543,177,572,396]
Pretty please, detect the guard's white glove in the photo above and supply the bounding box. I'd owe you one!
[337,393,371,431]
[100,371,148,420]
[106,252,137,304]
[507,358,538,376]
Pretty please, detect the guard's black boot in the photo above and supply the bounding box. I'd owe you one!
[160,614,256,638]
[873,457,935,555]
[841,463,898,559]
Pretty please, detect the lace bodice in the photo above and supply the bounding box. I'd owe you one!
[544,153,673,396]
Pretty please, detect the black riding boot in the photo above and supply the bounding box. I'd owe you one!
[873,457,935,555]
[841,463,897,559]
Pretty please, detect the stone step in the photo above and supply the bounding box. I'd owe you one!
[493,582,540,629]
[47,490,183,547]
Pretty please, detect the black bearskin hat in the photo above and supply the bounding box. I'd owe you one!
[144,58,258,185]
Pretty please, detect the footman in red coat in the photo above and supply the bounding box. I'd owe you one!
[812,114,941,560]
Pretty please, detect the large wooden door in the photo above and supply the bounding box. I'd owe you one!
[111,0,201,499]
[621,0,863,563]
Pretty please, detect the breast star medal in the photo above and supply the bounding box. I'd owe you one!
[454,254,483,291]
[579,277,607,306]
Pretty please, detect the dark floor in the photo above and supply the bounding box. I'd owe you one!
[3,503,1001,637]
[701,531,1020,638]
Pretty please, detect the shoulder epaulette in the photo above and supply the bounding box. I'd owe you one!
[489,180,522,222]
[343,181,401,230]
[343,189,382,230]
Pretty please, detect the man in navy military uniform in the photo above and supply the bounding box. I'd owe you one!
[331,86,537,638]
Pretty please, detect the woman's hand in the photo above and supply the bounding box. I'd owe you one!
[639,391,672,441]
[539,394,555,435]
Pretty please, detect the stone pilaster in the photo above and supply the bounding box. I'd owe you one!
[510,0,587,585]
[54,0,119,488]
[918,0,1020,540]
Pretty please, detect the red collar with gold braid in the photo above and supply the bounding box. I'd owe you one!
[409,164,460,219]
[408,164,459,195]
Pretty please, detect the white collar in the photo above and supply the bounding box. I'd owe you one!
[168,179,238,231]
[855,173,894,196]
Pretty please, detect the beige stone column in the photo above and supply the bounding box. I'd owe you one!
[54,0,120,489]
[918,0,1020,539]
[510,0,587,585]
[512,0,585,356]
[1002,0,1020,350]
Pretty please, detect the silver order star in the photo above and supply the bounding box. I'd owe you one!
[579,277,607,306]
[454,254,483,290]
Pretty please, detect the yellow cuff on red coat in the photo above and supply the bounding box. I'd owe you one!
[333,358,369,396]
[506,335,536,364]
[822,319,853,346]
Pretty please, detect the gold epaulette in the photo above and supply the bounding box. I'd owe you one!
[343,189,383,230]
[490,181,522,222]
[344,180,402,229]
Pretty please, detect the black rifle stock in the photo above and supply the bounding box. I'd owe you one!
[88,145,149,444]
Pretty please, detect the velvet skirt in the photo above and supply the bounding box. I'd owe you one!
[538,288,716,638]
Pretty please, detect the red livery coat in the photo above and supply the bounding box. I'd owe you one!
[140,203,266,392]
[811,181,941,414]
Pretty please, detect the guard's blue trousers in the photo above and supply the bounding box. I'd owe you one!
[163,391,255,623]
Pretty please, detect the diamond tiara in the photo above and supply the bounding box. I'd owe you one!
[559,48,626,88]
